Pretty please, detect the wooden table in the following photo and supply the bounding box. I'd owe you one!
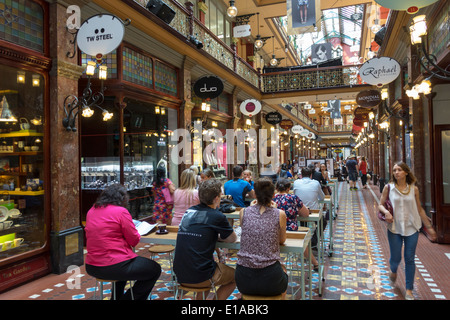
[298,203,325,297]
[140,226,313,300]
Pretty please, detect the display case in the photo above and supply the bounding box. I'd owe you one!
[0,130,45,259]
[81,157,155,220]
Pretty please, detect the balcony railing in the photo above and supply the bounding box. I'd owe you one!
[261,64,363,93]
[317,124,353,133]
[131,0,364,93]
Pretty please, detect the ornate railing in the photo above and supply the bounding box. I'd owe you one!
[317,124,353,133]
[261,64,363,92]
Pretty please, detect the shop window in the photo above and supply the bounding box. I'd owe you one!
[0,0,44,53]
[0,64,45,259]
[80,97,178,221]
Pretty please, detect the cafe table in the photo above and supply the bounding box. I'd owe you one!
[319,195,334,257]
[297,203,325,297]
[140,226,313,300]
[329,179,339,213]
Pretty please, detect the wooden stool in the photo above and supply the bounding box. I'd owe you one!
[148,245,176,297]
[242,294,284,300]
[175,283,218,300]
[94,279,134,300]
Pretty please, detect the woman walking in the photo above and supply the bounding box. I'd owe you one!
[359,156,368,189]
[378,162,437,300]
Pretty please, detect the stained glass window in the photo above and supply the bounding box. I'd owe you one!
[123,47,153,88]
[0,0,44,53]
[154,60,177,97]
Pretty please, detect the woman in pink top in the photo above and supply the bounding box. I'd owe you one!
[171,169,200,226]
[85,184,161,300]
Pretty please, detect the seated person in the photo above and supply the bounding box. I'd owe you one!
[235,178,288,298]
[173,179,237,300]
[171,169,200,226]
[224,166,255,208]
[85,184,161,300]
[294,167,325,210]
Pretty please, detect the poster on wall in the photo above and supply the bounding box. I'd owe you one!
[306,158,325,169]
[286,0,321,35]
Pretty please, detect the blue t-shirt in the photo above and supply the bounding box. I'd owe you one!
[224,178,253,207]
[346,159,358,173]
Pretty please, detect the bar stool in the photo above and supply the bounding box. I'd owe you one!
[175,281,218,300]
[242,294,284,300]
[148,245,176,295]
[94,279,134,300]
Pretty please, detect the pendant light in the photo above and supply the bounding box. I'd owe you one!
[269,36,278,66]
[254,12,264,49]
[227,1,237,18]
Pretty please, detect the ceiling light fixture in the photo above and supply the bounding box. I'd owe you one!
[227,1,237,18]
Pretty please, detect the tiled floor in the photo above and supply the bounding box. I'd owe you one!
[1,181,449,301]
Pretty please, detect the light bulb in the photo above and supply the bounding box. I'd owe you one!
[82,106,94,118]
[102,110,113,121]
[227,1,237,18]
[270,55,277,66]
[255,36,263,49]
[86,61,96,76]
[98,65,107,80]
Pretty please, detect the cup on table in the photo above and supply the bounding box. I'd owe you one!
[10,212,22,219]
[2,241,13,251]
[0,220,13,230]
[13,238,24,248]
[158,224,167,233]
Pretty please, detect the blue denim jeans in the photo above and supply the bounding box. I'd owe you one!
[387,230,419,290]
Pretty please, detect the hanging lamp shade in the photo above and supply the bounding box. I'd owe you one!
[374,0,439,14]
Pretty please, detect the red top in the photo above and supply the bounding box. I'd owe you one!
[359,161,367,174]
[85,204,139,266]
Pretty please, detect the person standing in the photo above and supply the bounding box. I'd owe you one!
[173,179,237,300]
[346,155,359,190]
[235,178,288,298]
[85,184,161,300]
[152,167,176,224]
[378,162,437,300]
[359,156,368,189]
[171,169,200,226]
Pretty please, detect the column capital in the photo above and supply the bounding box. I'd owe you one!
[50,59,84,81]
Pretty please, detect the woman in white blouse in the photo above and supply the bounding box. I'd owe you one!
[378,162,437,300]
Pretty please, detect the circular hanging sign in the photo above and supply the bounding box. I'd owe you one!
[280,119,294,130]
[306,132,316,140]
[240,99,262,117]
[193,76,224,100]
[374,0,439,14]
[77,14,125,57]
[300,129,310,137]
[265,111,282,125]
[356,90,382,108]
[359,57,400,87]
[291,125,304,134]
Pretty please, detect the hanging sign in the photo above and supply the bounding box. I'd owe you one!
[280,119,294,130]
[359,57,400,87]
[291,125,304,134]
[356,90,382,108]
[374,0,439,14]
[240,99,261,117]
[233,24,252,38]
[354,107,371,121]
[265,111,282,125]
[193,76,224,100]
[77,14,126,57]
